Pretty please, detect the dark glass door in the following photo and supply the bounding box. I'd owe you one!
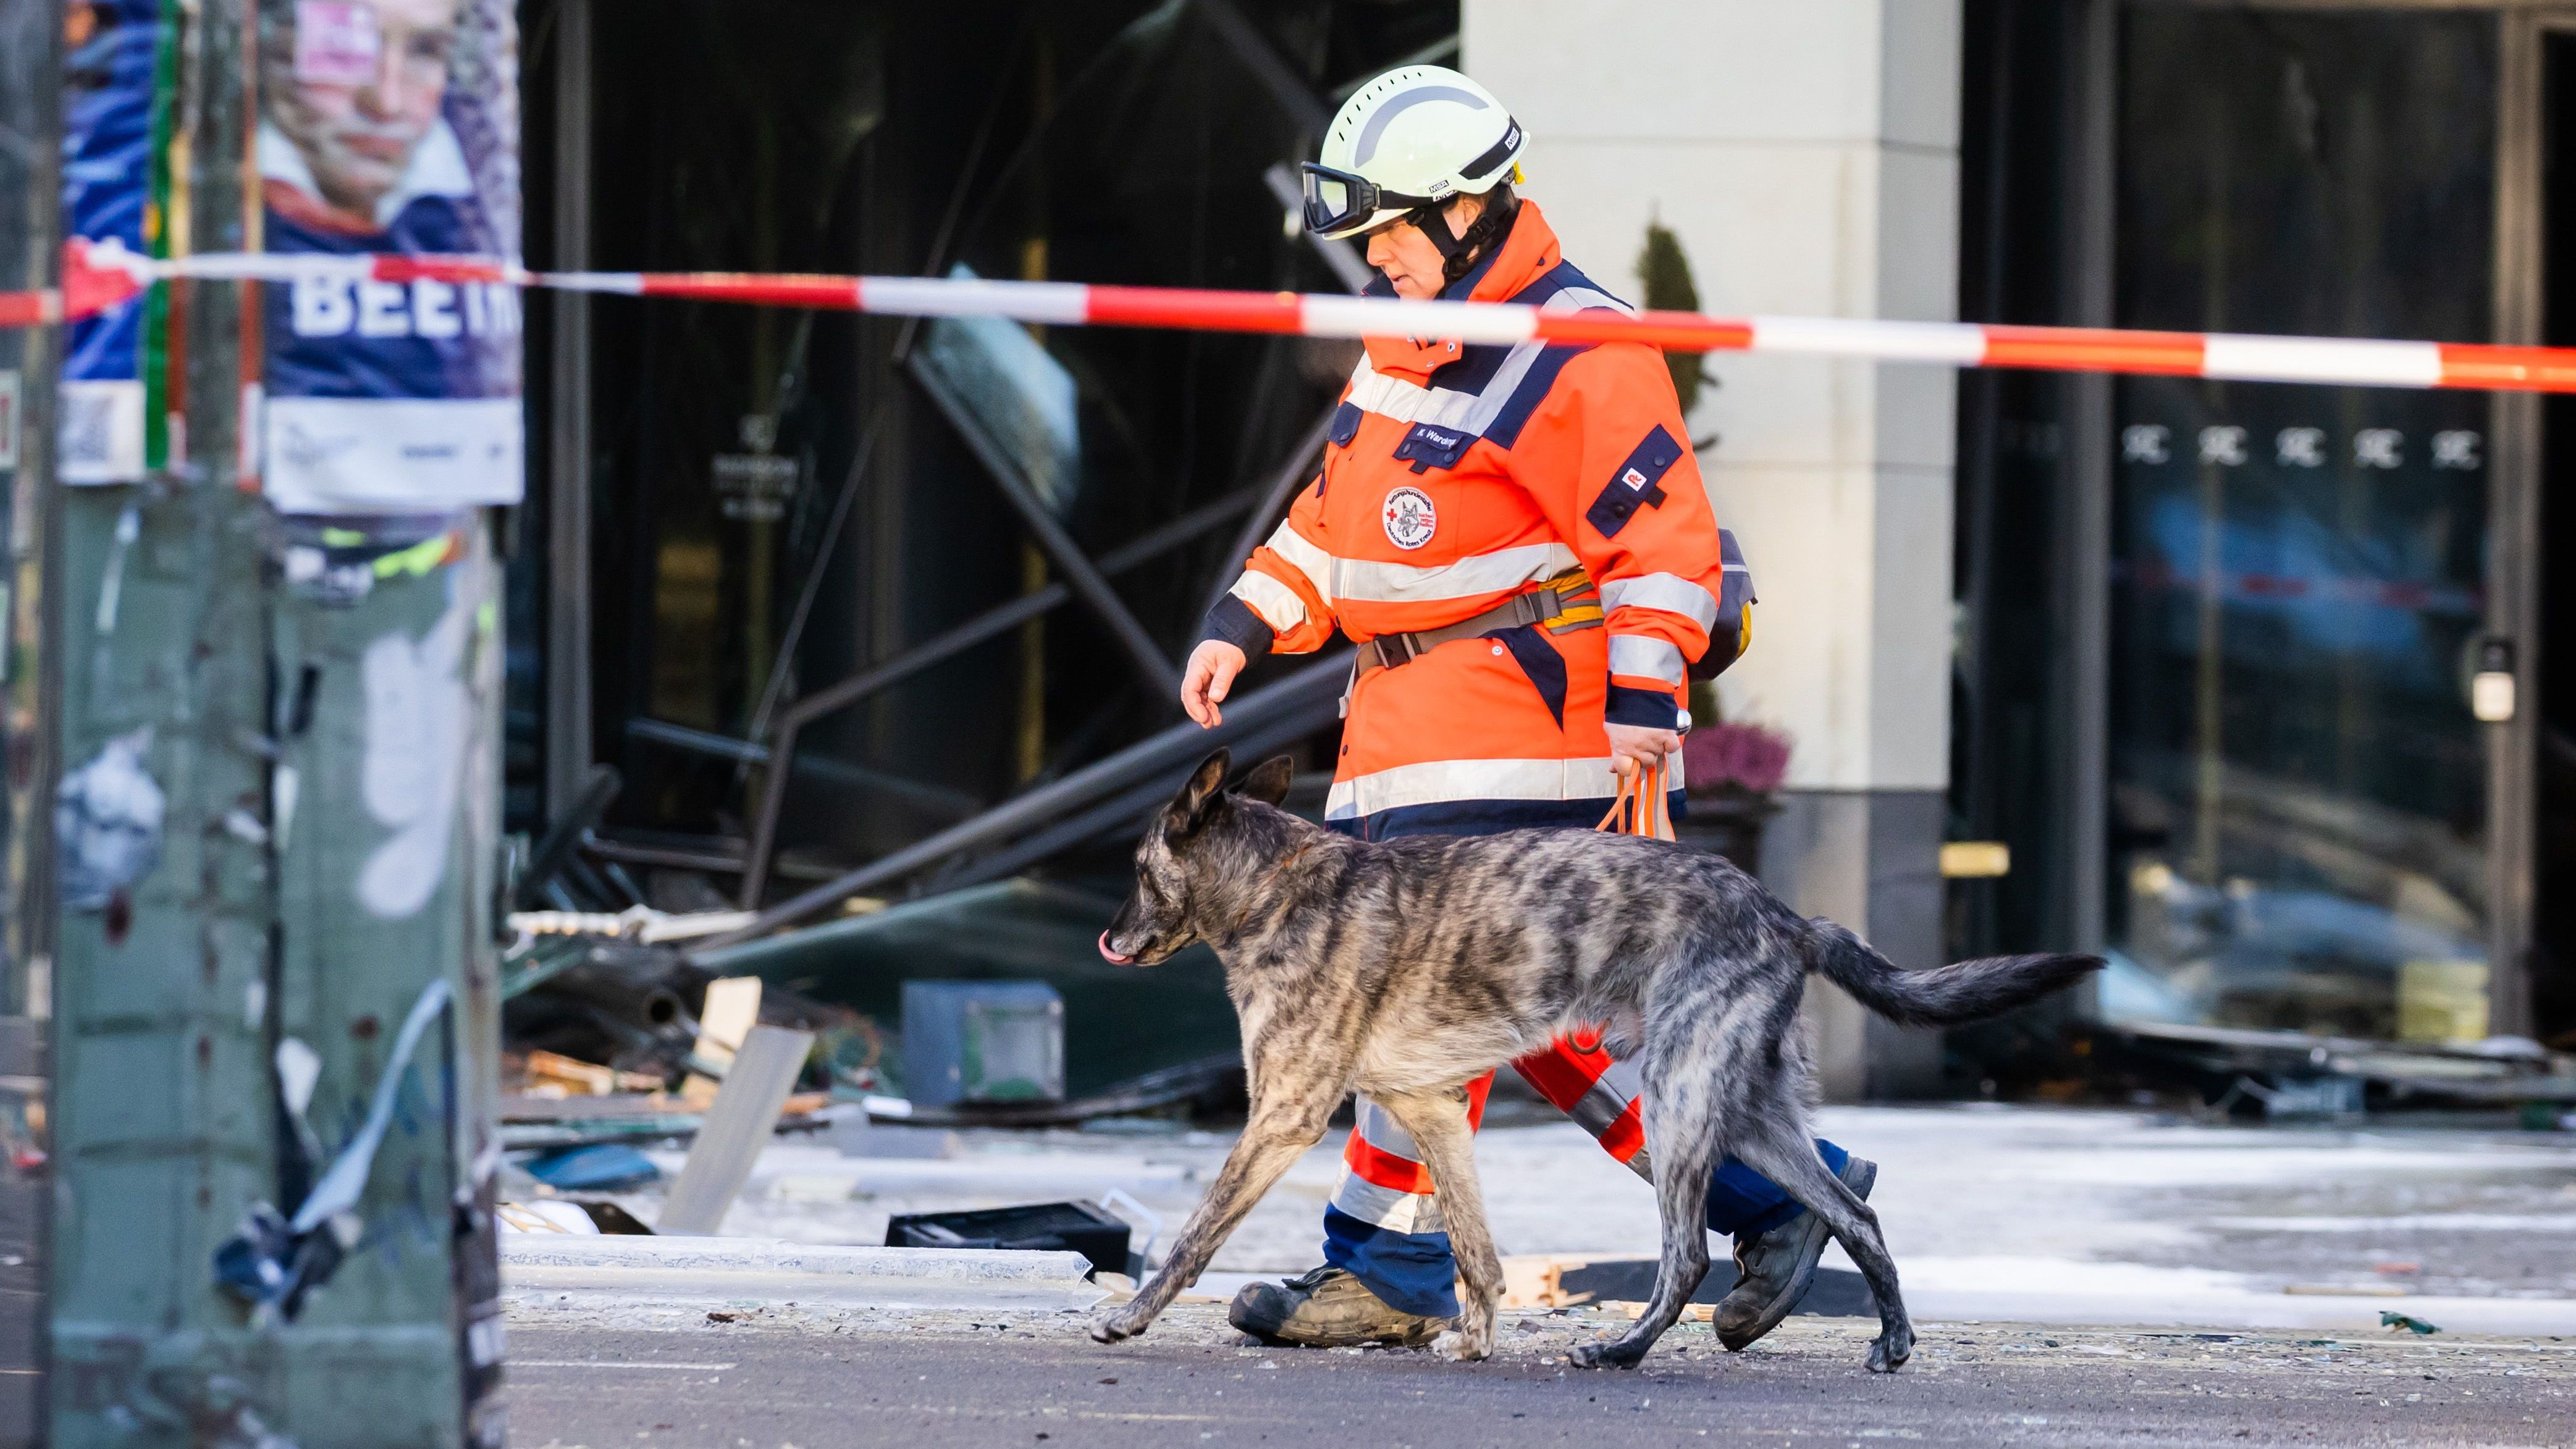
[2107,7,2498,1040]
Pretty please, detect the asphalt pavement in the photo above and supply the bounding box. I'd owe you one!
[504,1301,2576,1448]
[604,1106,2576,1334]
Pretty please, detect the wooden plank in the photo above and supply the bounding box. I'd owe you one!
[681,976,764,1107]
[656,1025,814,1235]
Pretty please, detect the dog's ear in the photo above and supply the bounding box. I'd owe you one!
[1232,755,1294,807]
[1163,749,1231,836]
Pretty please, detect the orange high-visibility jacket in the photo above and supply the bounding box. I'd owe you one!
[1200,203,1737,835]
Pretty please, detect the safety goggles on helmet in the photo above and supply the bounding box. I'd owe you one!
[1298,162,1443,238]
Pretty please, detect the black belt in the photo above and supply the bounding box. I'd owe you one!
[1341,570,1603,716]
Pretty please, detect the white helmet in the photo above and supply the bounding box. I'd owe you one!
[1300,65,1525,240]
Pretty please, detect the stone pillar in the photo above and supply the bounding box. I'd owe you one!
[1467,1,1962,1098]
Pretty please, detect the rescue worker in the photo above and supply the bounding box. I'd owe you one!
[1182,67,1877,1351]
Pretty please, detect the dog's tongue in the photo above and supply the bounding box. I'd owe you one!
[1097,930,1135,965]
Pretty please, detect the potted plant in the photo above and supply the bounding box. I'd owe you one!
[1675,710,1790,876]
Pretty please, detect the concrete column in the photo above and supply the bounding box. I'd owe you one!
[1467,1,1962,1098]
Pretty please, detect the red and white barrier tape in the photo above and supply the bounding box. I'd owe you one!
[12,238,2576,393]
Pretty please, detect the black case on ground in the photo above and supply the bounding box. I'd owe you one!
[884,1200,1132,1278]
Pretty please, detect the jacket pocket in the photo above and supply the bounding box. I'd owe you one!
[1483,623,1569,729]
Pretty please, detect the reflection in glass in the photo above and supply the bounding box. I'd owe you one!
[2106,9,2494,1040]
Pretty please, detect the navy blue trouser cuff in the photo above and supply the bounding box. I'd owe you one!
[1320,1207,1465,1318]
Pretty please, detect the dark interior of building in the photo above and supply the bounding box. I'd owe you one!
[501,1,1459,1085]
[1958,0,2565,1057]
[512,0,1454,885]
[1950,0,2085,968]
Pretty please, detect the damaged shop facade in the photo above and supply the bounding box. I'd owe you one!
[490,0,2576,1124]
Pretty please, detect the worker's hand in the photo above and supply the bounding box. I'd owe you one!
[1606,723,1682,778]
[1181,639,1248,728]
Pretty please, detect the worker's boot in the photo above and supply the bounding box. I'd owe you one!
[1227,1264,1445,1347]
[1714,1155,1878,1351]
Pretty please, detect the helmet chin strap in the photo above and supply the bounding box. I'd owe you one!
[1405,201,1473,264]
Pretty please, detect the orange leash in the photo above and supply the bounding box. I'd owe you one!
[1596,759,1675,841]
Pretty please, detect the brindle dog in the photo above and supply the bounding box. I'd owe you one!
[1089,750,2098,1371]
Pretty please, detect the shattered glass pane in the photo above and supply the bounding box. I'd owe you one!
[911,262,1082,517]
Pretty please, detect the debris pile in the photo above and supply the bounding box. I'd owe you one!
[2090,1018,2576,1119]
[499,942,853,1150]
[486,768,1250,1246]
[496,896,878,1225]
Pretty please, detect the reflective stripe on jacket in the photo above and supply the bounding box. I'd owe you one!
[1200,203,1730,829]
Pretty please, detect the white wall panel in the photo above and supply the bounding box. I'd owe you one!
[1468,0,1961,796]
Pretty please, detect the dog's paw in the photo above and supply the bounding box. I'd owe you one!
[1090,1309,1148,1345]
[1569,1337,1646,1371]
[1864,1327,1913,1374]
[1432,1329,1491,1363]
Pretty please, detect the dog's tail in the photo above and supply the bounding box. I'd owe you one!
[1803,918,2101,1027]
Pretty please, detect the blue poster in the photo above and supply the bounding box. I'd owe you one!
[58,0,159,484]
[256,0,522,514]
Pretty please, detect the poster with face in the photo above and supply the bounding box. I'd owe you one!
[256,0,522,515]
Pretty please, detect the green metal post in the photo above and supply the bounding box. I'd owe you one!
[42,0,507,1443]
[256,542,509,1449]
[0,0,65,1439]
